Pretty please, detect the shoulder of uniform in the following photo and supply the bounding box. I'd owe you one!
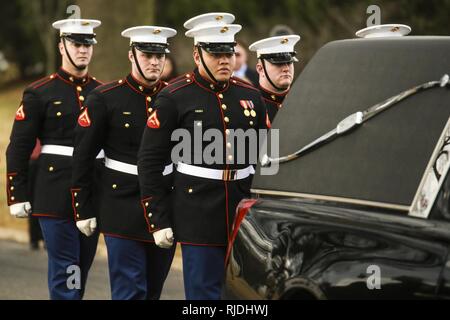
[163,73,195,94]
[95,79,127,94]
[231,76,255,87]
[230,76,260,92]
[90,76,104,85]
[27,74,57,90]
[168,73,193,85]
[160,81,169,90]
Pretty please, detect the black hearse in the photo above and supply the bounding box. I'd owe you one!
[224,34,450,299]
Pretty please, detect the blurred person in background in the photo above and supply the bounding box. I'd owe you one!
[233,40,258,86]
[160,55,179,82]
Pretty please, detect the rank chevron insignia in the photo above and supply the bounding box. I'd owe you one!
[15,104,25,121]
[78,108,91,127]
[147,110,161,129]
[266,112,271,129]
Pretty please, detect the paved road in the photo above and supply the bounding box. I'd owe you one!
[0,240,185,300]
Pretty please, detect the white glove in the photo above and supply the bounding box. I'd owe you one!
[76,218,97,237]
[9,202,31,218]
[153,228,174,249]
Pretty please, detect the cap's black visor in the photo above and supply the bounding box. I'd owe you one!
[260,52,298,64]
[197,42,236,54]
[133,42,169,54]
[62,33,97,45]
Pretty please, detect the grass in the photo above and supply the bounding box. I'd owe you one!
[0,82,30,231]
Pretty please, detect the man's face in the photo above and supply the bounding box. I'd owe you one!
[194,48,236,82]
[60,39,93,69]
[257,60,294,91]
[130,49,166,82]
[233,43,247,71]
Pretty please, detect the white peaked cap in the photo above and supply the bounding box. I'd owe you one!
[52,19,101,35]
[184,12,235,30]
[356,24,412,39]
[249,35,301,56]
[185,24,242,44]
[121,26,177,44]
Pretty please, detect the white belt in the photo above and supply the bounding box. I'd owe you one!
[176,162,255,181]
[105,156,173,176]
[41,145,104,159]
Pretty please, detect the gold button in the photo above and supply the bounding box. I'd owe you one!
[76,214,80,218]
[50,75,54,79]
[218,93,223,99]
[225,129,230,135]
[69,76,74,82]
[10,196,15,201]
[75,203,79,207]
[250,121,254,126]
[210,84,215,89]
[221,104,227,110]
[74,192,78,197]
[147,97,152,102]
[10,186,14,191]
[250,110,257,117]
[56,112,62,117]
[186,74,191,78]
[228,155,233,161]
[148,213,152,218]
[187,79,191,83]
[227,142,232,148]
[93,77,97,80]
[118,79,123,84]
[148,108,153,113]
[49,166,54,172]
[139,86,143,91]
[9,176,13,180]
[224,117,230,123]
[188,188,193,193]
[232,80,237,84]
[79,96,85,102]
[151,224,155,228]
[271,95,276,100]
[145,202,149,207]
[112,184,117,189]
[244,109,250,117]
[153,87,157,92]
[125,123,130,128]
[77,86,82,92]
[82,78,86,83]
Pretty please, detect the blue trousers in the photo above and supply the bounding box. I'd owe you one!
[39,217,99,300]
[104,236,176,300]
[181,245,227,300]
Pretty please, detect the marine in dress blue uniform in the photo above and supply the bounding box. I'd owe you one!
[71,26,177,300]
[137,13,269,300]
[6,19,103,299]
[249,35,300,122]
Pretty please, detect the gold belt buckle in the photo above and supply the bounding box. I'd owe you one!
[222,169,238,181]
